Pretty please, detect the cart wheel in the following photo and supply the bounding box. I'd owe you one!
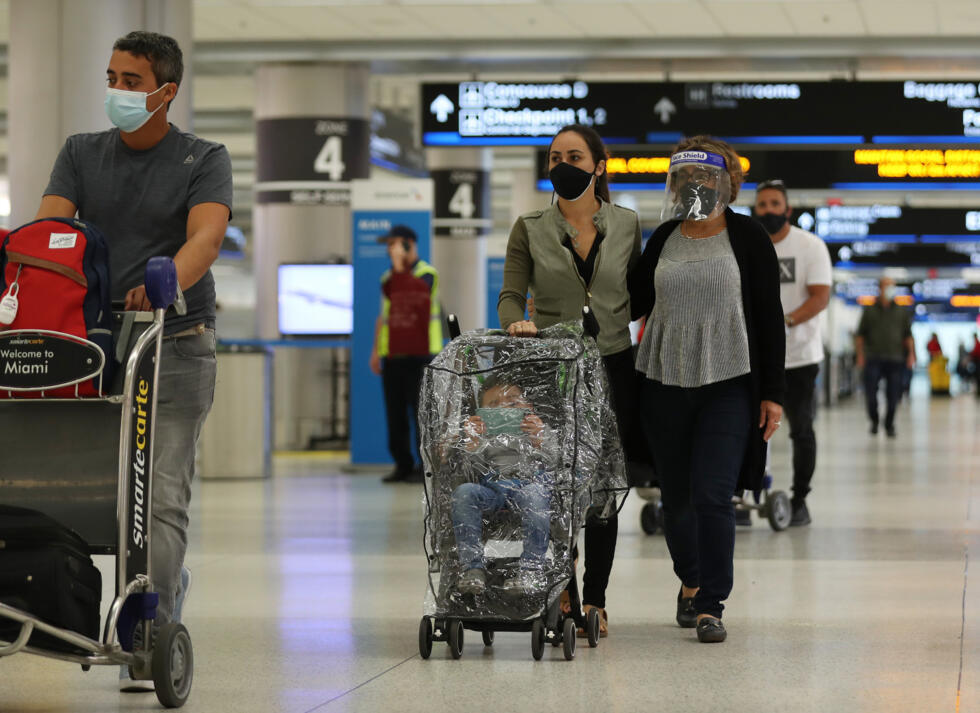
[481,630,494,647]
[767,491,792,531]
[586,607,601,648]
[152,623,193,709]
[419,616,433,659]
[448,619,464,659]
[531,619,545,660]
[562,617,576,661]
[640,502,660,535]
[81,664,91,672]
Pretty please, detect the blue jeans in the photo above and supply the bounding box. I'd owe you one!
[152,329,216,623]
[863,358,903,428]
[451,479,551,572]
[640,376,751,619]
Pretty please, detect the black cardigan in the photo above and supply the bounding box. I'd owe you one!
[628,208,786,493]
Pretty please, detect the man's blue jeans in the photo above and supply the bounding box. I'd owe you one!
[451,479,550,572]
[151,329,216,624]
[863,358,904,429]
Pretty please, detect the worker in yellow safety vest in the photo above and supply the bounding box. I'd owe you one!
[370,225,442,483]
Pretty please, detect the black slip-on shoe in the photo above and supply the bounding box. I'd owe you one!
[696,617,727,643]
[790,501,811,527]
[382,468,411,483]
[870,422,879,435]
[676,587,697,628]
[885,425,896,438]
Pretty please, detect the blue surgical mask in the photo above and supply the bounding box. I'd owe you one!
[104,84,168,132]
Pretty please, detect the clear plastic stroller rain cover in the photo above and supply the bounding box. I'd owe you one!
[419,321,629,622]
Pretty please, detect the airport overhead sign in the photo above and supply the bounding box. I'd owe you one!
[422,80,980,147]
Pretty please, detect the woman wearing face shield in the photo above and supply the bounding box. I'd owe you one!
[498,124,643,638]
[628,136,785,643]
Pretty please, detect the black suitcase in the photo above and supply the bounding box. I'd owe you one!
[0,505,102,653]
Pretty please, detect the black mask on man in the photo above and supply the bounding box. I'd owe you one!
[757,212,789,235]
[549,162,595,201]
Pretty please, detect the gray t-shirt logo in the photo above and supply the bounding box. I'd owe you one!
[778,257,796,284]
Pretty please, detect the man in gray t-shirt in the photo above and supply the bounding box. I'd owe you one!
[35,31,231,693]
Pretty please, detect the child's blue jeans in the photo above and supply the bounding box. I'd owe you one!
[451,478,551,572]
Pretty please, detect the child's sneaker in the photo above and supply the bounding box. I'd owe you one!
[457,568,486,596]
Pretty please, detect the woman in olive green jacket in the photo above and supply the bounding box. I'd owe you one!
[498,124,642,637]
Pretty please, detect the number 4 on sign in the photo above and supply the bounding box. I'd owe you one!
[314,136,345,181]
[449,182,475,219]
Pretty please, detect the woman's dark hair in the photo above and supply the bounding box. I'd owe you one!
[113,31,183,106]
[549,124,611,203]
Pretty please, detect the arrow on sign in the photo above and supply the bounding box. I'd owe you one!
[430,94,455,123]
[654,97,676,124]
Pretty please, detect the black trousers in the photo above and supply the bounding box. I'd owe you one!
[640,376,751,619]
[783,363,819,506]
[578,347,647,609]
[381,356,431,472]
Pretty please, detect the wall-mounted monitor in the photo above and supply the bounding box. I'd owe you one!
[278,264,353,336]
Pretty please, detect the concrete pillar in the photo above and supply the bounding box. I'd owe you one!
[8,0,192,224]
[253,62,370,449]
[427,147,492,330]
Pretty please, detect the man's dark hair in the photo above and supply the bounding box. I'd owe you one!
[756,178,789,201]
[113,31,184,95]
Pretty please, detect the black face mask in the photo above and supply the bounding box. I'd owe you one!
[678,183,718,220]
[549,162,595,201]
[757,212,789,235]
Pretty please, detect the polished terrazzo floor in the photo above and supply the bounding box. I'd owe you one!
[1,383,977,713]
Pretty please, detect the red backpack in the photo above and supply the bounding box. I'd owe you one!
[0,218,113,397]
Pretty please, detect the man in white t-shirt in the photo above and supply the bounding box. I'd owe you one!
[754,179,832,526]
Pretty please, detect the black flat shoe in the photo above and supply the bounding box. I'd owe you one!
[676,586,696,628]
[696,617,727,643]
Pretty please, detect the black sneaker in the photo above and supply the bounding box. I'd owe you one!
[735,508,752,527]
[696,617,727,643]
[457,568,487,596]
[403,466,425,483]
[381,468,411,484]
[885,425,896,438]
[676,586,696,628]
[870,421,879,435]
[790,501,811,527]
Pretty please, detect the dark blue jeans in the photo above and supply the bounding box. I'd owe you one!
[863,358,904,428]
[640,376,751,619]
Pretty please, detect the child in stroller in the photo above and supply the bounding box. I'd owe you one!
[451,376,560,598]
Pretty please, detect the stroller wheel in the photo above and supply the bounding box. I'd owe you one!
[640,501,662,535]
[586,607,601,648]
[767,491,792,531]
[418,616,433,659]
[562,617,576,661]
[482,630,494,647]
[531,620,545,660]
[448,619,464,659]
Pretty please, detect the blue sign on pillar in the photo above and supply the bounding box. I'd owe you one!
[486,257,506,329]
[350,180,434,465]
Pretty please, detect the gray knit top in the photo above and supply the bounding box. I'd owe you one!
[636,226,751,388]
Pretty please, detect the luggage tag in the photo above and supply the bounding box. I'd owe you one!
[0,267,21,325]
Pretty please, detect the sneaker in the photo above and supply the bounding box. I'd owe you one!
[696,617,727,643]
[790,502,811,527]
[735,508,752,527]
[500,571,545,597]
[457,568,486,596]
[403,466,424,484]
[173,567,192,623]
[676,586,696,628]
[885,424,896,438]
[119,626,154,692]
[870,421,879,435]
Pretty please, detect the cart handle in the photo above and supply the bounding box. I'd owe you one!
[144,257,186,315]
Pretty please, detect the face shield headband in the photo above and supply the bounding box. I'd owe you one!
[661,150,732,222]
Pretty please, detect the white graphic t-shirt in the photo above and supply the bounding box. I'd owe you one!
[773,226,833,368]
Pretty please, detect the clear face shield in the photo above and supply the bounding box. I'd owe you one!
[661,150,732,222]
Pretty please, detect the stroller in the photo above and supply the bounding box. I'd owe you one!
[417,310,628,661]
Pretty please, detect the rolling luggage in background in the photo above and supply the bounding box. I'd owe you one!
[0,505,102,653]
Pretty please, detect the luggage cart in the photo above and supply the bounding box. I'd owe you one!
[0,257,194,708]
